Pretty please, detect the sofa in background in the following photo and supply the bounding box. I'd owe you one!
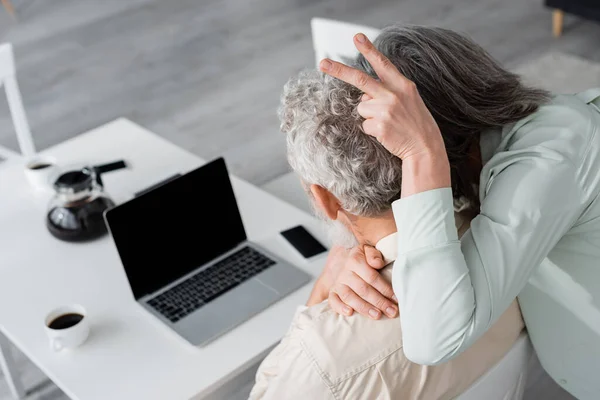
[546,0,600,37]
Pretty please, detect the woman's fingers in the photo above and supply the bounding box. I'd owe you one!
[350,271,398,317]
[349,253,397,310]
[361,93,372,102]
[362,119,381,138]
[330,283,382,319]
[319,58,388,98]
[326,245,397,319]
[364,245,385,269]
[340,248,398,317]
[353,33,409,88]
[329,291,354,316]
[356,101,378,119]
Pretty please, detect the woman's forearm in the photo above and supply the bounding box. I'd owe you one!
[392,188,477,365]
[396,146,471,365]
[401,145,451,198]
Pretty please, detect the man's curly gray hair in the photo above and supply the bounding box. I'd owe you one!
[279,70,401,217]
[279,25,549,218]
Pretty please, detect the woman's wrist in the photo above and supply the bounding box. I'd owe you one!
[401,145,451,198]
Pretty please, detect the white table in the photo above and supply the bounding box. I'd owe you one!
[0,119,326,400]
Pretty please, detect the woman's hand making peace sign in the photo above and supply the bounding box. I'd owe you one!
[318,33,445,163]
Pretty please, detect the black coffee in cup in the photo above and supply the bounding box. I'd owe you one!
[47,313,84,330]
[29,163,52,170]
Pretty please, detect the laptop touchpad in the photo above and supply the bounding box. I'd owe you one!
[176,279,277,346]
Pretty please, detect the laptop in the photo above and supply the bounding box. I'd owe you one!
[104,157,311,346]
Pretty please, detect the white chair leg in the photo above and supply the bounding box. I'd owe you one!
[4,75,35,158]
[0,332,25,399]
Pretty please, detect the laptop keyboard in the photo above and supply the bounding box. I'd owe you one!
[147,246,276,323]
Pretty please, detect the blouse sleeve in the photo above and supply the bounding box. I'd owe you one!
[391,147,582,365]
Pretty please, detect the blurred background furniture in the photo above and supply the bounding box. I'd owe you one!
[546,0,600,37]
[310,18,380,66]
[0,43,35,160]
[0,334,24,400]
[0,41,30,400]
[0,0,14,18]
[457,333,533,400]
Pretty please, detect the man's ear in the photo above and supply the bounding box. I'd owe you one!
[310,184,341,220]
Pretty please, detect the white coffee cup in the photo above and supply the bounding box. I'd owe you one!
[44,304,90,352]
[24,156,58,192]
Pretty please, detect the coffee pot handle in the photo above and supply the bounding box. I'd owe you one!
[92,160,127,188]
[92,167,104,187]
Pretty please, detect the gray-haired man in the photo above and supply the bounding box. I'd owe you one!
[248,70,524,400]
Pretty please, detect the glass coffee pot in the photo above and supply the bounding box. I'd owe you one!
[46,166,115,242]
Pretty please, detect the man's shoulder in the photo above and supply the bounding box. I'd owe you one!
[294,301,404,386]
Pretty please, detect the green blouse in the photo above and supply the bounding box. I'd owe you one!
[391,89,600,399]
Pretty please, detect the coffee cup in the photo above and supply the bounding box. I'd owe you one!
[24,156,57,192]
[44,305,89,352]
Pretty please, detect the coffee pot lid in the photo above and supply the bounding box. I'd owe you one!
[53,167,95,193]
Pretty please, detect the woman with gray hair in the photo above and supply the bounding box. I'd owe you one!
[309,25,600,399]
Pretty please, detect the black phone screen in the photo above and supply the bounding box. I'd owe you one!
[281,225,327,258]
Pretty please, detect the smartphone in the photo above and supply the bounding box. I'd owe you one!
[281,225,327,258]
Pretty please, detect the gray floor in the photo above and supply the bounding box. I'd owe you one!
[1,0,598,399]
[1,0,600,184]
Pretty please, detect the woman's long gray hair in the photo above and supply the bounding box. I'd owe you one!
[356,25,550,210]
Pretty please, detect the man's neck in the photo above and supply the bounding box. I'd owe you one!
[352,212,397,247]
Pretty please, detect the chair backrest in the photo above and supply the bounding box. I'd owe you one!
[0,43,16,78]
[456,332,534,400]
[0,42,35,159]
[310,18,381,67]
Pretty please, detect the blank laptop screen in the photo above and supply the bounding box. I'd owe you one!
[105,158,247,299]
